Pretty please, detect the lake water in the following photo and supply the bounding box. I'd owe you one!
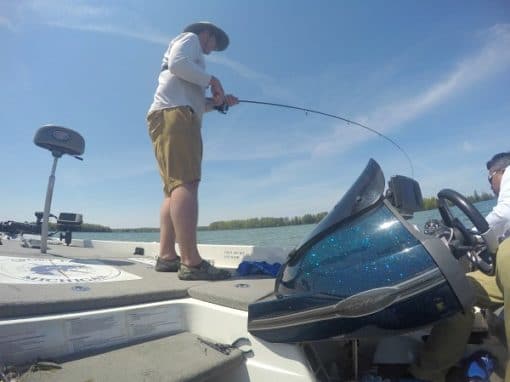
[73,199,497,249]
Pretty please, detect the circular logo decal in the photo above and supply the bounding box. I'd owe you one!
[0,257,133,284]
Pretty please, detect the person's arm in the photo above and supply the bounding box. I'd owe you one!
[167,33,212,88]
[168,33,226,107]
[486,170,510,238]
[209,76,225,105]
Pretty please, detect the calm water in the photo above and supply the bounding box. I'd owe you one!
[73,199,497,248]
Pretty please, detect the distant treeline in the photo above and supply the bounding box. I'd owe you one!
[69,191,494,232]
[43,222,113,232]
[421,190,494,211]
[74,213,329,232]
[82,223,113,232]
[47,224,159,233]
[111,227,159,233]
[78,226,159,233]
[204,213,329,231]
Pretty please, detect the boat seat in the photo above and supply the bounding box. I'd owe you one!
[34,125,85,158]
[20,332,245,382]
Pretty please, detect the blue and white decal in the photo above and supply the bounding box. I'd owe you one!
[0,257,140,284]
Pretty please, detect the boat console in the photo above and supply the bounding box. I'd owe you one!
[248,159,484,343]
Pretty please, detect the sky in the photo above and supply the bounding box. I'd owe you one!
[1,0,509,229]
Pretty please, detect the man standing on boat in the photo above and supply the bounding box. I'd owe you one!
[147,22,238,280]
[410,151,510,382]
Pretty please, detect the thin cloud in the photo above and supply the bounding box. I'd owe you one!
[46,21,170,45]
[369,24,510,131]
[3,0,168,44]
[0,15,14,30]
[312,24,510,157]
[25,0,111,18]
[239,24,510,192]
[20,0,170,45]
[207,55,293,99]
[6,0,281,87]
[208,55,271,82]
[462,141,474,152]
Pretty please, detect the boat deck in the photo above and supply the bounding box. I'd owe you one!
[0,236,288,381]
[0,236,506,382]
[19,332,245,382]
[0,236,277,319]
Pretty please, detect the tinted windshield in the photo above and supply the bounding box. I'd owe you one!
[295,159,385,251]
[278,203,436,296]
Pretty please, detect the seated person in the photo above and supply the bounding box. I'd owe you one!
[410,151,510,382]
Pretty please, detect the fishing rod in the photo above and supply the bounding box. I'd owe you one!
[215,100,415,179]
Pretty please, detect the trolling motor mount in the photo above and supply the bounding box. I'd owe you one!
[34,125,85,253]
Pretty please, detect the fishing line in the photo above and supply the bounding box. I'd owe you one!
[216,99,415,178]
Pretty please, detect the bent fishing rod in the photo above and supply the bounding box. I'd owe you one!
[215,100,415,179]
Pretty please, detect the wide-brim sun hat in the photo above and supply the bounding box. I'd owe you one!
[183,21,229,51]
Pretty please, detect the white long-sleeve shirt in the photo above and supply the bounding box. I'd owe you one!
[486,168,510,241]
[148,32,211,117]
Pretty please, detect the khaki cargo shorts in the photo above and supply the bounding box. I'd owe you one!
[147,107,202,196]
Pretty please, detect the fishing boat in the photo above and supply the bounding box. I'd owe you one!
[0,126,505,381]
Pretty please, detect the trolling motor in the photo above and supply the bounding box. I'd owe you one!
[0,212,50,238]
[34,125,85,253]
[0,211,83,247]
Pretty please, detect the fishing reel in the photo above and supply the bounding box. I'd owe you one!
[214,102,229,114]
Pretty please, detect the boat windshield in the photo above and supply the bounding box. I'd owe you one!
[294,158,386,251]
[277,203,435,296]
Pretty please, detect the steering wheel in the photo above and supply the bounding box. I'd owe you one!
[437,189,494,274]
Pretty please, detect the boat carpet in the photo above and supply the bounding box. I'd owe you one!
[0,239,209,318]
[188,278,275,311]
[19,331,245,382]
[0,238,276,318]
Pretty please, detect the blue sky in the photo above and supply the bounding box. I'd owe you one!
[1,1,509,228]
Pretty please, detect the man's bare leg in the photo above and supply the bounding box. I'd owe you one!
[158,196,178,260]
[170,181,202,267]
